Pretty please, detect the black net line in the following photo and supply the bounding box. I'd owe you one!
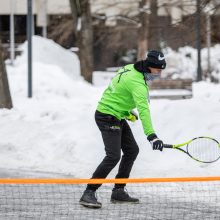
[0,181,220,220]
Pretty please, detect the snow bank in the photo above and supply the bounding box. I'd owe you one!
[162,45,220,81]
[15,35,81,79]
[0,36,220,178]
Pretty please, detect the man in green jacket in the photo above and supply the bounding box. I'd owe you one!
[80,50,166,208]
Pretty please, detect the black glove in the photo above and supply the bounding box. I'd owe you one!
[147,133,164,151]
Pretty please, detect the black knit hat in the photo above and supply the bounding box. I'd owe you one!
[145,50,166,69]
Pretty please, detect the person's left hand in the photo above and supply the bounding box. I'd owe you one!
[126,111,138,122]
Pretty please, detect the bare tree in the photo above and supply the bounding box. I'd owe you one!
[149,0,160,49]
[69,0,94,83]
[69,0,79,36]
[0,41,13,109]
[137,0,149,60]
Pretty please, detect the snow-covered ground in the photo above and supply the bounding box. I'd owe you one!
[0,36,220,178]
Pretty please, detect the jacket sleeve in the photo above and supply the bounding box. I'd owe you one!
[127,79,155,136]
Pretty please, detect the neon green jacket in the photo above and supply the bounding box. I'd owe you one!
[97,64,155,136]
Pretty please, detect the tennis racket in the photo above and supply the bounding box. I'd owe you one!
[164,136,220,163]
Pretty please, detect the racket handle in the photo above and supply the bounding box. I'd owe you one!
[163,144,173,148]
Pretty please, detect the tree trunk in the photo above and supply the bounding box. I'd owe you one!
[137,0,149,61]
[0,41,13,109]
[149,0,160,50]
[69,0,79,36]
[69,0,94,83]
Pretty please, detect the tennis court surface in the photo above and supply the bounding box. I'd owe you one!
[0,177,220,220]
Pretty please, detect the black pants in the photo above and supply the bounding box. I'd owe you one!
[87,111,139,191]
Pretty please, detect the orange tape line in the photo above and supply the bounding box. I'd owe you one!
[0,176,220,184]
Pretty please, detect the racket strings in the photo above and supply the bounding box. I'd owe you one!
[187,138,220,162]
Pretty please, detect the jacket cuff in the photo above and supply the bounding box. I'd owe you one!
[147,133,158,141]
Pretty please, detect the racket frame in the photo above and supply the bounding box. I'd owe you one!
[163,136,220,163]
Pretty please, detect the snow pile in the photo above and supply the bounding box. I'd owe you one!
[0,36,220,178]
[162,46,197,79]
[3,36,102,177]
[162,45,220,81]
[16,35,81,79]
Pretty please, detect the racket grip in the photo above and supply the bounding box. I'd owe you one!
[163,144,173,148]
